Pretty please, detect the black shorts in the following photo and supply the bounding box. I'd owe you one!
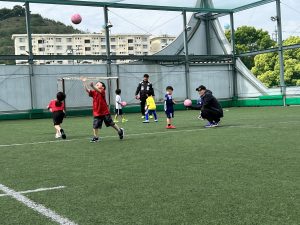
[115,108,123,115]
[165,110,174,119]
[52,111,65,125]
[93,114,115,129]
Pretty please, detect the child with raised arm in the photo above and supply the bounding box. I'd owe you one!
[81,77,124,142]
[164,86,176,129]
[143,90,158,123]
[47,92,67,139]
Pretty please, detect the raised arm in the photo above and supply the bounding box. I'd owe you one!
[81,77,90,94]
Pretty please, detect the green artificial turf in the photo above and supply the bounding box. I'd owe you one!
[0,107,299,225]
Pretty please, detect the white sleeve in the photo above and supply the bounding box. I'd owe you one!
[116,95,121,103]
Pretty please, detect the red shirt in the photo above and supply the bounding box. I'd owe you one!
[48,100,65,112]
[89,90,110,116]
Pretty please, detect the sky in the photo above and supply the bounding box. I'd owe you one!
[0,0,300,39]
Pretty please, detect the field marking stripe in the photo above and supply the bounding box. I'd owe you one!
[0,186,65,197]
[0,125,263,148]
[0,183,77,225]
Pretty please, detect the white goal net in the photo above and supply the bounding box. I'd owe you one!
[57,74,119,111]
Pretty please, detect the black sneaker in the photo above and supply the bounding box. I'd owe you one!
[90,137,99,143]
[118,128,124,140]
[60,129,66,139]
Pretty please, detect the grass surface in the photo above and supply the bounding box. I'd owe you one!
[0,107,299,225]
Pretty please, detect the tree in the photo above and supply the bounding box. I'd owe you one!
[252,36,300,87]
[12,5,25,17]
[225,26,276,69]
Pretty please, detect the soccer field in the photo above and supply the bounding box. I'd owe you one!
[0,107,299,225]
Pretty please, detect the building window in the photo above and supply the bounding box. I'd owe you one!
[67,38,72,42]
[67,45,72,50]
[19,38,25,42]
[19,46,26,50]
[101,45,106,49]
[38,47,45,52]
[143,45,148,49]
[128,46,134,50]
[111,38,116,42]
[142,37,148,42]
[57,61,63,64]
[128,39,133,43]
[56,38,62,42]
[38,39,45,44]
[56,46,63,50]
[85,47,91,51]
[111,45,116,49]
[84,39,91,44]
[143,52,148,55]
[101,38,106,42]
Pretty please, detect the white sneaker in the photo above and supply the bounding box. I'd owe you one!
[55,133,61,138]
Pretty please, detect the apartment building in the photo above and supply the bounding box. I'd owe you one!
[12,33,151,64]
[150,35,176,54]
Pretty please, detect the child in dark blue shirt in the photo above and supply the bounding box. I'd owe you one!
[164,86,176,129]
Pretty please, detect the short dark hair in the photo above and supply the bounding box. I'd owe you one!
[56,92,66,107]
[56,92,66,101]
[96,81,106,90]
[115,89,121,95]
[196,85,206,91]
[166,86,173,91]
[143,74,149,78]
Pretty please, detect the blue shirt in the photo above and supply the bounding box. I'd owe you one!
[164,94,174,111]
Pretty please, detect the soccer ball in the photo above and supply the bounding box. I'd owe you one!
[184,99,192,107]
[71,14,82,24]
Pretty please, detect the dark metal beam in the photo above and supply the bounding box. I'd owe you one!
[233,0,276,13]
[0,54,233,62]
[237,44,300,57]
[0,0,233,13]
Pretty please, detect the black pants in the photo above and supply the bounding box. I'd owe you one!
[140,98,146,115]
[201,108,223,123]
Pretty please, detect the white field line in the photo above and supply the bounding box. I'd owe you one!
[0,125,263,148]
[0,186,65,197]
[0,183,77,225]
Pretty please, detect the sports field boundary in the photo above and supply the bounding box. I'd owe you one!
[0,183,77,225]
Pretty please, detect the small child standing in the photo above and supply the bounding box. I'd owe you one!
[81,77,124,143]
[143,90,158,123]
[47,92,67,139]
[164,86,176,129]
[114,89,128,123]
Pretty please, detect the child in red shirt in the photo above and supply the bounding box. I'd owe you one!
[82,77,124,142]
[47,92,66,139]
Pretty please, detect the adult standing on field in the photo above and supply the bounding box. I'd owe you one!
[135,74,155,118]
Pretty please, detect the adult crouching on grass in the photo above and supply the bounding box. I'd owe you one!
[188,85,223,128]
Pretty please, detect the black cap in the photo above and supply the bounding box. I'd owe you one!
[196,85,206,91]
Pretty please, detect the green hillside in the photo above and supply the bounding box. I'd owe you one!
[0,5,82,64]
